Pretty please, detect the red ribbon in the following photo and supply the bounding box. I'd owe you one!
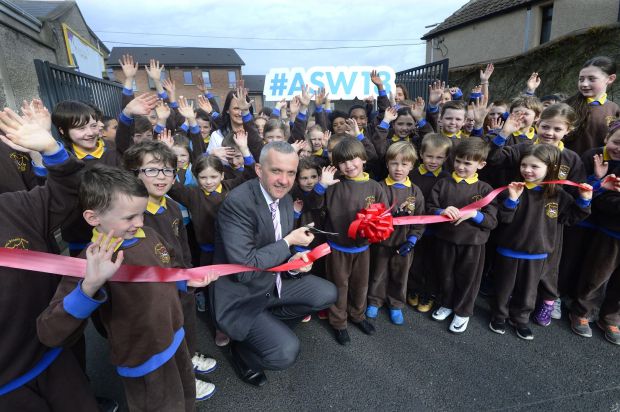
[347,203,394,243]
[349,180,595,230]
[0,243,331,282]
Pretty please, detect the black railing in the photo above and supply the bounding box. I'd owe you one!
[34,59,122,118]
[395,59,449,102]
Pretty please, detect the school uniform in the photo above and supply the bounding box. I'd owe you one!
[408,165,449,299]
[0,146,98,411]
[0,140,40,193]
[37,226,195,412]
[290,184,327,276]
[367,177,425,309]
[427,172,498,317]
[167,165,256,266]
[493,185,591,324]
[564,94,620,155]
[311,173,388,330]
[573,182,620,325]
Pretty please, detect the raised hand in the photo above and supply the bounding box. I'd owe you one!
[233,86,252,112]
[501,112,524,136]
[21,99,51,132]
[489,115,505,131]
[410,97,425,121]
[158,128,174,148]
[299,85,311,108]
[233,130,249,153]
[314,87,328,107]
[370,69,384,91]
[162,78,177,102]
[526,72,541,94]
[124,93,158,116]
[322,130,331,148]
[291,139,305,153]
[507,182,525,201]
[593,153,609,179]
[81,230,124,297]
[345,118,360,137]
[469,95,489,128]
[289,96,301,117]
[320,165,340,187]
[428,80,446,106]
[145,59,165,81]
[275,98,287,111]
[0,108,58,155]
[383,107,398,123]
[479,63,494,84]
[119,54,138,80]
[155,99,171,122]
[196,75,208,94]
[211,146,236,162]
[197,94,213,114]
[177,96,195,121]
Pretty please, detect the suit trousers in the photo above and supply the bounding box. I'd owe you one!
[435,241,485,317]
[236,274,336,371]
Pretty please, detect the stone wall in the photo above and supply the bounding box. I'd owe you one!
[447,24,620,104]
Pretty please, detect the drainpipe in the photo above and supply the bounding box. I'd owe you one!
[523,5,532,52]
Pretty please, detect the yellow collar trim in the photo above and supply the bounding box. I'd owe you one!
[91,227,145,252]
[346,172,369,182]
[391,135,411,143]
[181,164,189,170]
[586,93,607,105]
[203,135,210,144]
[534,139,564,151]
[513,127,536,140]
[419,164,442,177]
[603,147,611,161]
[452,171,478,184]
[73,139,105,159]
[385,176,411,187]
[524,182,540,189]
[146,197,167,215]
[313,148,324,156]
[443,130,462,139]
[203,183,223,196]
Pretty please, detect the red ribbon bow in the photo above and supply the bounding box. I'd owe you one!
[347,203,394,243]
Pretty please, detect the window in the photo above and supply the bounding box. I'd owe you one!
[201,71,212,88]
[148,71,168,89]
[540,5,553,44]
[183,70,194,85]
[228,70,237,88]
[186,98,195,108]
[132,79,138,91]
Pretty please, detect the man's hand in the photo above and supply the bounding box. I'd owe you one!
[188,270,220,288]
[288,251,313,273]
[284,226,314,247]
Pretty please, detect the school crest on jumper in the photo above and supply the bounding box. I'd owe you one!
[558,165,570,180]
[9,152,28,172]
[4,237,29,249]
[364,196,376,208]
[545,202,559,219]
[172,218,180,237]
[606,115,616,126]
[471,194,483,202]
[154,243,171,264]
[405,196,416,213]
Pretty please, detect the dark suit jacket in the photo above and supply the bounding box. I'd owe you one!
[210,178,294,341]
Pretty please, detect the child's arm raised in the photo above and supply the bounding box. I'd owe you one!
[525,72,541,96]
[371,69,390,116]
[234,86,263,161]
[116,93,158,153]
[178,96,205,163]
[119,54,138,109]
[486,112,524,167]
[370,107,397,158]
[37,233,122,348]
[290,86,311,142]
[145,59,166,97]
[479,63,494,100]
[498,182,524,224]
[426,80,445,132]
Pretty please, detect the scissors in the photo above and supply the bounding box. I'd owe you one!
[303,222,339,237]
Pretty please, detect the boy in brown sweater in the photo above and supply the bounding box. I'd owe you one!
[37,166,217,411]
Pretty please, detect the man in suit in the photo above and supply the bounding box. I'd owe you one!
[210,141,337,386]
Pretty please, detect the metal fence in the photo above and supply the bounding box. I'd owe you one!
[34,59,123,118]
[395,59,449,103]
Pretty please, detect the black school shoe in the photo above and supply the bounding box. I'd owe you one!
[354,319,376,335]
[488,318,506,335]
[334,328,351,346]
[509,320,534,340]
[229,343,268,387]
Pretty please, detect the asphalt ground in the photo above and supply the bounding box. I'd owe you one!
[85,295,619,412]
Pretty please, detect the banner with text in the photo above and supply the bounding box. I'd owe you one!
[263,66,396,101]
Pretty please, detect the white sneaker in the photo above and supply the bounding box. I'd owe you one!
[432,306,453,321]
[449,315,470,333]
[195,379,215,401]
[551,298,562,320]
[192,353,217,374]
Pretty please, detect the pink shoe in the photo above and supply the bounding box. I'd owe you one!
[302,315,312,323]
[214,330,230,347]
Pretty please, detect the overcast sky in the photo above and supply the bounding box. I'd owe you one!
[78,0,469,75]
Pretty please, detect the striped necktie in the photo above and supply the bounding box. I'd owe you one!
[270,201,282,297]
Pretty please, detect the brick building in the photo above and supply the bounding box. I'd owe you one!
[107,47,244,107]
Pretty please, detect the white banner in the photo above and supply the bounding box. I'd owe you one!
[263,66,396,101]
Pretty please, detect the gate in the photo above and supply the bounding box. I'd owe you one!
[395,59,449,103]
[34,59,122,118]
